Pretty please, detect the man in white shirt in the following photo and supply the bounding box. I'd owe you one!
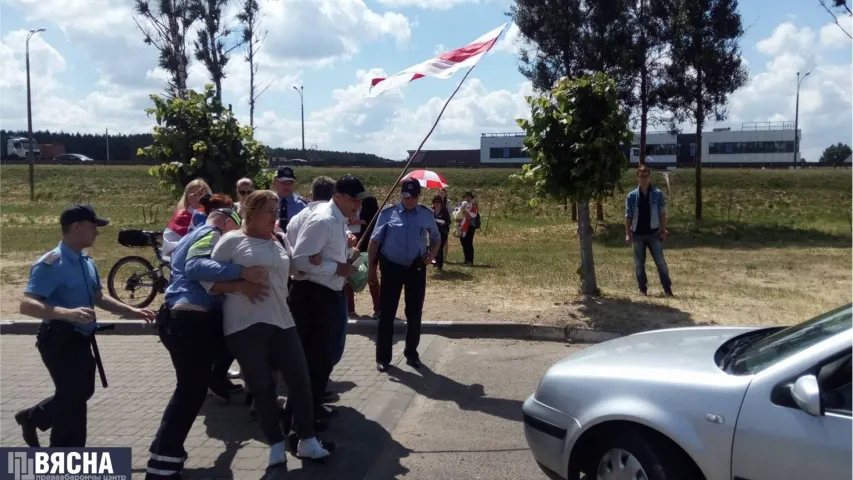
[289,175,368,424]
[286,176,336,247]
[286,176,353,406]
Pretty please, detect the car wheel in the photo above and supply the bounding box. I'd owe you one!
[584,426,699,480]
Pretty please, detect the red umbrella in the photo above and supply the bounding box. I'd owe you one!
[401,169,449,189]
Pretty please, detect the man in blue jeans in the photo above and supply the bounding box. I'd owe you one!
[625,165,673,296]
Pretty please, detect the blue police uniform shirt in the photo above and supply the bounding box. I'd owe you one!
[371,203,440,267]
[186,210,208,234]
[25,242,102,335]
[279,194,307,223]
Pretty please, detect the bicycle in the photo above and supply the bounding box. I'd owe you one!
[107,229,170,308]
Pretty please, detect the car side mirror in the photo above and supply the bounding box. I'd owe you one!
[791,374,823,417]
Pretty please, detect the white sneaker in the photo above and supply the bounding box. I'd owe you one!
[296,437,330,460]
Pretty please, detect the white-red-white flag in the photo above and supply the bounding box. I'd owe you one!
[367,23,507,98]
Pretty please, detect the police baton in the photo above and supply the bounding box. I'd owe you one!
[91,324,115,388]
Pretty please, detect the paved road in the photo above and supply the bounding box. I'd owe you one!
[367,339,580,480]
[0,332,437,479]
[0,331,582,479]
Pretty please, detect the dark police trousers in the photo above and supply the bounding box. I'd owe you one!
[288,280,341,421]
[146,309,222,479]
[23,321,96,446]
[376,256,426,365]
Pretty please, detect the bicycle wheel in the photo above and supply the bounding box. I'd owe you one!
[107,256,159,308]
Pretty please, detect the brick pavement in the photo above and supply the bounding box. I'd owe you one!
[0,331,445,479]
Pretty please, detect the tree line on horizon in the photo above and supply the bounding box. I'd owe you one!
[0,130,392,164]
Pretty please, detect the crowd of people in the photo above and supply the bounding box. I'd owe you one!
[12,165,489,480]
[11,160,678,479]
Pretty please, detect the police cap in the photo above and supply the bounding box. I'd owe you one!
[276,166,296,182]
[60,204,110,227]
[401,177,421,198]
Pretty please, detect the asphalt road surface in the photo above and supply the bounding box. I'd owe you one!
[367,338,583,480]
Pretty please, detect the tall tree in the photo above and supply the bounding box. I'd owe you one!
[134,0,197,98]
[515,74,633,295]
[663,0,748,221]
[236,0,271,130]
[625,0,675,165]
[819,142,852,166]
[511,0,633,222]
[191,0,242,104]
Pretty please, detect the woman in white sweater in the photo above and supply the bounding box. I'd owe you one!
[206,190,331,469]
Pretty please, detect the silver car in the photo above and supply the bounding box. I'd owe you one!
[523,304,852,480]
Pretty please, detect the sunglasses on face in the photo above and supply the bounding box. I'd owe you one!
[238,190,253,195]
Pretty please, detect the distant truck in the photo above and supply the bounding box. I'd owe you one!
[4,137,39,159]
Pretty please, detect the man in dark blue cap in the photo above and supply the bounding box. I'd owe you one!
[273,166,308,232]
[15,204,155,447]
[368,178,441,372]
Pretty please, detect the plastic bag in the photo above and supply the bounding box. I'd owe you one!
[347,252,370,293]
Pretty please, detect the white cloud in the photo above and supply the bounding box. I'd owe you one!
[819,15,853,47]
[2,12,849,165]
[718,21,851,161]
[491,23,534,57]
[0,30,154,135]
[251,69,533,159]
[756,22,815,56]
[376,0,478,10]
[4,0,413,93]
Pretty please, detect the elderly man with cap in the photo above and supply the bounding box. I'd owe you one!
[368,178,441,372]
[273,166,308,233]
[288,175,368,426]
[14,204,156,447]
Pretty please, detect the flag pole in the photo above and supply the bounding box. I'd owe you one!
[355,62,482,252]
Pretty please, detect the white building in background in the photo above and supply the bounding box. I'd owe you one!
[479,122,802,167]
[480,132,529,165]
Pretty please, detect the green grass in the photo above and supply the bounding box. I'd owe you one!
[1,164,850,330]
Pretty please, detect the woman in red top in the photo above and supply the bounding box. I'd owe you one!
[163,179,212,256]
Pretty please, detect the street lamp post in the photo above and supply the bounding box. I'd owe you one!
[793,70,810,166]
[26,28,46,202]
[293,85,305,158]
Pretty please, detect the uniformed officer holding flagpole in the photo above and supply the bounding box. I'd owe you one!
[368,178,441,372]
[14,204,156,447]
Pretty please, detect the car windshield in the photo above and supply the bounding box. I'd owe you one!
[729,304,851,375]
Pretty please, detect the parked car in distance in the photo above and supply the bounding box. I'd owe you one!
[523,304,852,480]
[55,153,95,163]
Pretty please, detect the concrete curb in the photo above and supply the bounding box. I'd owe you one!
[0,318,626,344]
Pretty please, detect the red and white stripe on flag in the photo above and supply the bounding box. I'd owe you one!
[367,23,507,98]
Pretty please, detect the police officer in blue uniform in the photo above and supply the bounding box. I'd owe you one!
[14,204,155,447]
[368,178,441,372]
[273,166,308,231]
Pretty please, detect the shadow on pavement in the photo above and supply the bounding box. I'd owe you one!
[176,400,409,479]
[387,365,523,424]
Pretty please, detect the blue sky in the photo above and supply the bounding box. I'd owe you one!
[0,0,850,160]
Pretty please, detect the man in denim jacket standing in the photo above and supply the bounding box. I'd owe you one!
[625,165,673,296]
